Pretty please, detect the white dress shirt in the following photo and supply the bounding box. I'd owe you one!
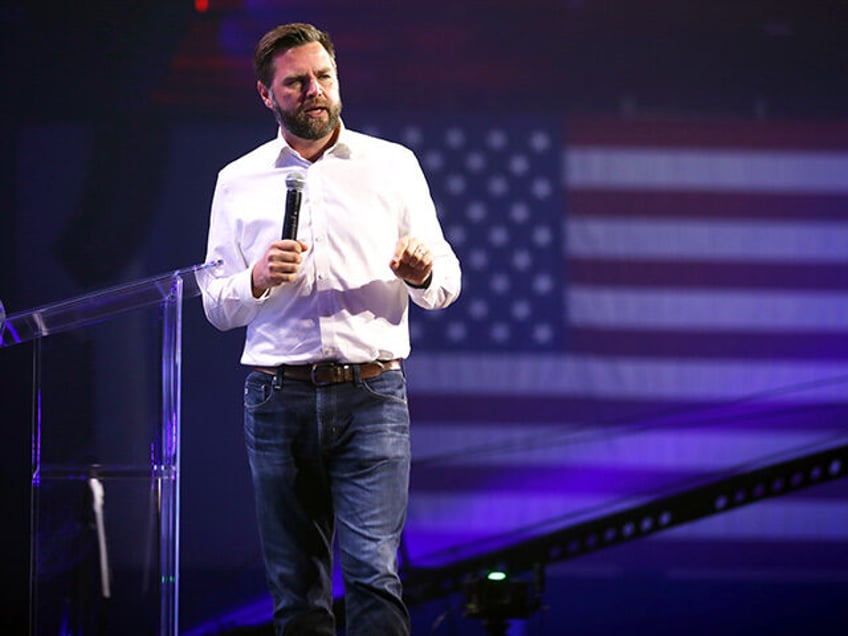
[202,124,462,366]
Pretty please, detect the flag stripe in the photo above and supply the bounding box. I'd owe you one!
[407,495,848,538]
[567,287,848,332]
[411,465,708,494]
[409,396,848,431]
[406,535,848,577]
[411,426,845,468]
[565,217,848,263]
[566,190,848,221]
[406,355,848,401]
[566,327,848,361]
[394,115,848,571]
[567,258,848,292]
[565,147,848,193]
[566,117,848,151]
[411,465,848,502]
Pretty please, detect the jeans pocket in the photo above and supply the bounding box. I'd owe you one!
[244,372,275,411]
[360,370,408,405]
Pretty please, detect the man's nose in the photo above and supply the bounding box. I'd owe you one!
[303,76,322,97]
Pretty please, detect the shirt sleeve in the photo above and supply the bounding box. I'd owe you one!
[398,149,462,311]
[200,176,268,331]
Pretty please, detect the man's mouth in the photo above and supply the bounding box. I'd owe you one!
[303,104,328,117]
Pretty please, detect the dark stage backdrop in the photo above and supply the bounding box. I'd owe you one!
[2,1,848,634]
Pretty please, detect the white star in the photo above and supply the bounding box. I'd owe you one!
[465,151,486,173]
[490,322,511,343]
[512,250,532,271]
[488,225,509,247]
[446,174,466,195]
[490,273,511,294]
[424,150,444,171]
[533,225,553,246]
[447,224,467,245]
[446,128,466,148]
[512,300,532,320]
[487,129,508,150]
[533,323,555,344]
[531,177,552,199]
[509,154,530,175]
[469,248,489,270]
[403,127,422,147]
[533,273,554,294]
[529,130,551,153]
[466,201,487,222]
[468,298,489,319]
[510,202,530,224]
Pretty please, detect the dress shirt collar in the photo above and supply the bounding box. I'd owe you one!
[272,120,356,167]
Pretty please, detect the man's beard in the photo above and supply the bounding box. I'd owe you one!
[271,93,342,140]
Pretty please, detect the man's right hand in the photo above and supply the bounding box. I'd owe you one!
[251,239,309,298]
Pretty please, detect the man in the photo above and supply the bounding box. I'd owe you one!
[201,22,461,636]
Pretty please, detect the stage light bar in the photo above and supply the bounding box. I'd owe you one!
[403,443,848,605]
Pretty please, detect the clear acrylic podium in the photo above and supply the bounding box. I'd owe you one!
[1,261,220,635]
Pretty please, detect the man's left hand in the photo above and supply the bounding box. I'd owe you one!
[391,237,433,287]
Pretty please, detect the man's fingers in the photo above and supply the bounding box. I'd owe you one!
[410,243,429,264]
[255,240,311,291]
[391,237,411,265]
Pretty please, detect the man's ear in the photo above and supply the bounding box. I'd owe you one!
[257,81,273,110]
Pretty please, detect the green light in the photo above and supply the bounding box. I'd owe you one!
[486,571,507,581]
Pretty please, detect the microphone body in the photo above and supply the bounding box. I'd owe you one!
[282,171,307,240]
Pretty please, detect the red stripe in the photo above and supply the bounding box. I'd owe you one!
[566,116,848,150]
[567,258,848,291]
[566,190,848,221]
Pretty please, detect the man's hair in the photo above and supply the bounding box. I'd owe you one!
[253,23,336,87]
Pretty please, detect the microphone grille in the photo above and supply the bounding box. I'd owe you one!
[286,170,307,191]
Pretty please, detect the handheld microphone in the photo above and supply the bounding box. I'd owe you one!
[282,170,307,240]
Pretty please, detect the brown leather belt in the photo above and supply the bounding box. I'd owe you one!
[253,359,402,387]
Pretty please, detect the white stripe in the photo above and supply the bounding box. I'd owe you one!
[567,286,848,332]
[566,217,848,264]
[405,354,848,402]
[565,147,848,194]
[412,425,845,470]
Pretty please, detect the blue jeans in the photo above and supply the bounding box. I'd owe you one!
[243,366,411,636]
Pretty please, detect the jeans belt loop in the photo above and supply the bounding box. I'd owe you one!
[309,363,324,386]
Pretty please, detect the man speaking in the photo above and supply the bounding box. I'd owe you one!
[201,22,461,636]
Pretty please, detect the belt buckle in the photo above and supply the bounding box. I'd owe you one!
[310,362,340,386]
